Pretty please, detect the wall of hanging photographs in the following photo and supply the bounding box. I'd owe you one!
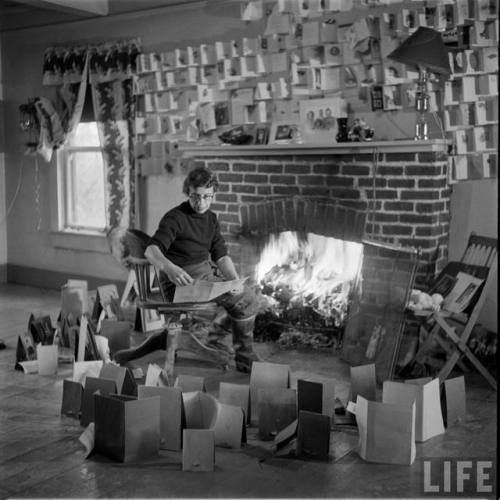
[133,0,498,182]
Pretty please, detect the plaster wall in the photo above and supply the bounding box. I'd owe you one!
[449,179,498,332]
[0,2,258,285]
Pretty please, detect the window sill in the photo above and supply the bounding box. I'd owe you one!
[49,231,110,254]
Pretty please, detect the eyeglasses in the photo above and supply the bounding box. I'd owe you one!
[188,193,214,202]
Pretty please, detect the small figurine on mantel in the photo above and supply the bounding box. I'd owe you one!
[348,117,375,142]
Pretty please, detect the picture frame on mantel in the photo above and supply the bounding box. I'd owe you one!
[254,124,270,145]
[299,97,347,144]
[268,121,301,145]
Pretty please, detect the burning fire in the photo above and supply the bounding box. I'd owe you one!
[255,231,363,326]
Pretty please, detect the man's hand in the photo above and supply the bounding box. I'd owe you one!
[164,263,193,286]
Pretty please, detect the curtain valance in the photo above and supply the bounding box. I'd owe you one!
[42,39,141,86]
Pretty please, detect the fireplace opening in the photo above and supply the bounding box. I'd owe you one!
[254,230,363,349]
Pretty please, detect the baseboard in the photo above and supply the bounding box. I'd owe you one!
[7,264,127,293]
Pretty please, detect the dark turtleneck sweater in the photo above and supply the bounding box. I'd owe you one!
[149,201,228,267]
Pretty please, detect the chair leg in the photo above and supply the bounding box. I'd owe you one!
[434,315,496,390]
[438,347,497,390]
[164,319,180,382]
[434,335,469,373]
[413,323,440,364]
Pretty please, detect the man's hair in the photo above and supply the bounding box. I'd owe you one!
[183,166,219,195]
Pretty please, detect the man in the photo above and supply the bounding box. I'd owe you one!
[114,166,262,372]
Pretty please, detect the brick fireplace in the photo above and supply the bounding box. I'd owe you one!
[181,140,450,288]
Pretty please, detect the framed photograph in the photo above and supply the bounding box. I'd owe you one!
[137,308,164,333]
[254,124,270,145]
[268,121,301,144]
[299,97,347,144]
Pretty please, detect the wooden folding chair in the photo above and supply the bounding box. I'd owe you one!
[122,229,232,379]
[413,233,497,390]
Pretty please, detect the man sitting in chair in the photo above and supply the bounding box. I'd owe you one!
[114,166,262,372]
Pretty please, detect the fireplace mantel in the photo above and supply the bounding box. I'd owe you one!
[180,139,449,157]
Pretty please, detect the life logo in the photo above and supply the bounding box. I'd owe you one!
[423,458,496,496]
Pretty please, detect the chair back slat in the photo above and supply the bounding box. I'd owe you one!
[461,234,498,269]
[134,261,151,302]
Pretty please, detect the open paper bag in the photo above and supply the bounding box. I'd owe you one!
[250,361,290,424]
[258,387,297,441]
[355,395,416,465]
[94,393,160,463]
[138,385,185,451]
[182,429,215,471]
[383,378,445,442]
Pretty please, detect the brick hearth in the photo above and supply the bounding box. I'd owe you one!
[182,144,450,287]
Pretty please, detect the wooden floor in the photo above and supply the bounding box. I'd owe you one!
[0,283,497,499]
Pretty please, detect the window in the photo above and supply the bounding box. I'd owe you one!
[58,122,106,233]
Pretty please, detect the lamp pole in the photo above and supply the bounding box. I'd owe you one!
[415,66,430,141]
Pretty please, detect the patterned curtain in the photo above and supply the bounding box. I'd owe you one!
[42,45,89,141]
[91,78,136,259]
[88,39,140,259]
[42,39,140,259]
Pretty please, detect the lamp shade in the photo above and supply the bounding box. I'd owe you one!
[387,27,451,75]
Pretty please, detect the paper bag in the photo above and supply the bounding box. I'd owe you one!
[99,363,137,396]
[144,363,170,387]
[80,376,117,427]
[61,283,87,317]
[250,362,290,423]
[175,374,206,393]
[296,410,331,460]
[61,379,84,417]
[444,376,466,427]
[94,393,160,463]
[383,378,445,442]
[37,344,58,376]
[218,382,250,424]
[28,314,55,345]
[15,332,37,370]
[73,360,103,385]
[404,377,445,441]
[258,388,297,441]
[297,379,336,424]
[79,422,94,459]
[182,429,215,472]
[213,403,246,449]
[138,385,185,451]
[182,391,218,429]
[66,279,89,314]
[355,395,416,465]
[350,364,377,403]
[91,284,121,322]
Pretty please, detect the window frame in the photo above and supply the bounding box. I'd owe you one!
[49,123,109,254]
[60,142,107,233]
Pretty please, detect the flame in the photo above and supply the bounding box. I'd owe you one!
[255,231,363,323]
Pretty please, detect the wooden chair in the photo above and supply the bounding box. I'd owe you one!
[413,233,497,390]
[123,229,233,380]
